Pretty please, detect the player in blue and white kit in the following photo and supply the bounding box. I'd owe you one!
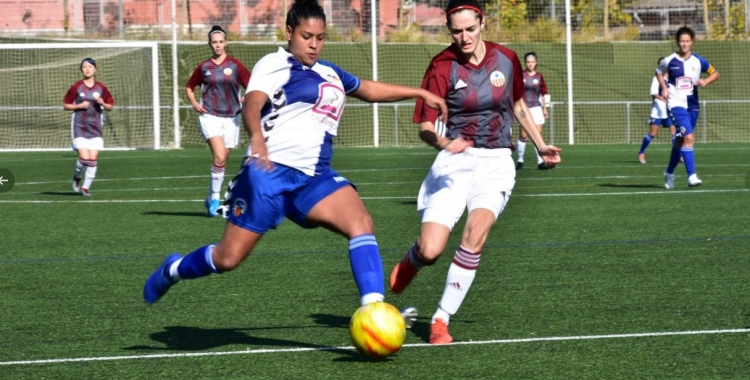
[638,57,674,164]
[143,0,447,319]
[657,26,719,188]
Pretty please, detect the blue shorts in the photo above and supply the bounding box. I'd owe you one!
[225,160,354,234]
[669,107,699,137]
[648,117,674,128]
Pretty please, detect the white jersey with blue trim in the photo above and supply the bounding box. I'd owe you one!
[246,47,361,176]
[649,76,668,119]
[656,52,715,111]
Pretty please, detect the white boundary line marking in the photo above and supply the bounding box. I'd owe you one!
[11,172,748,187]
[1,328,748,366]
[0,188,747,203]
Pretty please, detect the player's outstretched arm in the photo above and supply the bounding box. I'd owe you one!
[352,80,448,122]
[514,98,561,167]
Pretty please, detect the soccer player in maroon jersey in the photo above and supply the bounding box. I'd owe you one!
[389,0,561,344]
[63,58,114,196]
[186,25,251,217]
[516,52,550,170]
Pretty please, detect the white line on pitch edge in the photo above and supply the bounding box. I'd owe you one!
[0,188,747,203]
[1,328,748,366]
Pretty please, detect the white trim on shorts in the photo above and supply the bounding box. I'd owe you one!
[529,106,546,125]
[199,113,241,149]
[72,137,104,151]
[418,147,515,230]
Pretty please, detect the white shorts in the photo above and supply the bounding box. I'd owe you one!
[530,106,545,126]
[418,147,515,230]
[199,113,240,148]
[72,137,104,151]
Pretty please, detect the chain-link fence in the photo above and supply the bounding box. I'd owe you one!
[1,1,749,149]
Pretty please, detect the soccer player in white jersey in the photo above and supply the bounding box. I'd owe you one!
[186,25,251,217]
[143,0,447,324]
[638,57,675,164]
[63,58,114,196]
[657,26,719,188]
[516,52,550,170]
[389,0,561,344]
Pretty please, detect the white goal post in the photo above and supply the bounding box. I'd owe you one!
[0,42,160,151]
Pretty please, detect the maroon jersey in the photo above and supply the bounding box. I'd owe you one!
[414,41,524,149]
[523,71,548,108]
[186,56,251,117]
[63,80,115,139]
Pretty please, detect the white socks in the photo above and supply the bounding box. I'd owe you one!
[432,245,481,324]
[210,164,225,200]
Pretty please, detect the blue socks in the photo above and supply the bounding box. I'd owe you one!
[666,144,681,174]
[177,245,220,279]
[639,134,653,154]
[681,146,696,176]
[348,234,385,304]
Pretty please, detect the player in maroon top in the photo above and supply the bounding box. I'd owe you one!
[186,25,251,217]
[63,58,115,196]
[516,52,550,170]
[389,0,561,345]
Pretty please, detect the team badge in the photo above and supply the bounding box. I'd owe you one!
[490,71,505,87]
[312,82,345,121]
[532,79,539,85]
[92,91,101,99]
[232,198,247,217]
[223,68,233,76]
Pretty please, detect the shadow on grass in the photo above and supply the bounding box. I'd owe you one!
[125,322,381,361]
[597,183,664,189]
[38,191,81,196]
[142,211,208,218]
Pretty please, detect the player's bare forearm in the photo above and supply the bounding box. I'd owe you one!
[419,122,451,150]
[514,99,547,149]
[352,80,422,103]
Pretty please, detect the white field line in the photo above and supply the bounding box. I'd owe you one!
[1,328,748,366]
[0,188,747,204]
[3,145,749,162]
[11,172,748,187]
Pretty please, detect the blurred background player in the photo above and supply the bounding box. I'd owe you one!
[144,0,446,325]
[638,57,675,164]
[515,52,549,170]
[657,26,719,188]
[389,0,561,344]
[186,25,251,217]
[63,58,114,196]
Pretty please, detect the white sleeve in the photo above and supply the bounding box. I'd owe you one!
[246,53,291,98]
[650,77,660,96]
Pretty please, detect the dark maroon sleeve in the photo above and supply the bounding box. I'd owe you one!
[412,61,450,124]
[185,62,204,90]
[539,73,548,95]
[235,58,251,88]
[63,82,79,104]
[511,52,524,102]
[100,83,115,105]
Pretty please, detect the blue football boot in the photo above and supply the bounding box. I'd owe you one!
[143,253,182,304]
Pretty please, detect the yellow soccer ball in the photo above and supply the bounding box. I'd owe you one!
[349,302,406,358]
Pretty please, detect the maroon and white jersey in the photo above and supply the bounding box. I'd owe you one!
[523,71,548,108]
[186,56,251,118]
[63,80,114,139]
[414,41,524,149]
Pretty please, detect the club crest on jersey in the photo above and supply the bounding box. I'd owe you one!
[532,79,539,85]
[490,71,506,87]
[232,198,247,218]
[223,68,233,76]
[312,82,345,121]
